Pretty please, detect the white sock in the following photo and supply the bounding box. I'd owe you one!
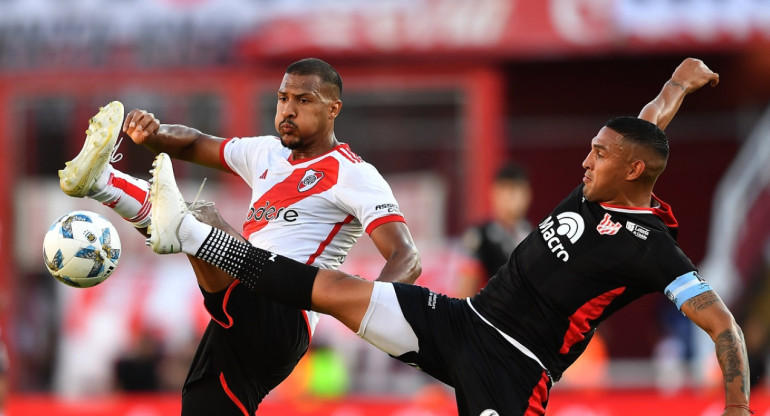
[89,166,152,228]
[178,214,213,256]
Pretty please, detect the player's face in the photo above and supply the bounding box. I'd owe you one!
[275,73,339,150]
[492,180,531,225]
[581,127,632,203]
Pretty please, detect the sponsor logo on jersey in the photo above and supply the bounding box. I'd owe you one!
[246,201,299,223]
[626,220,650,240]
[259,169,268,179]
[427,292,437,309]
[555,212,584,243]
[538,211,585,262]
[480,410,499,416]
[375,203,401,214]
[298,169,324,192]
[596,213,622,235]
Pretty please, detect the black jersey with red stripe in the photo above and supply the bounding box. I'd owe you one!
[470,184,696,380]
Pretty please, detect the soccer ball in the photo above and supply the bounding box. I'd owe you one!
[43,210,121,288]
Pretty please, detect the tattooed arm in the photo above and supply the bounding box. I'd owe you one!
[681,291,751,415]
[638,58,719,131]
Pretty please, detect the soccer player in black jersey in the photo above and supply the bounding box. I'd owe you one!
[148,58,752,415]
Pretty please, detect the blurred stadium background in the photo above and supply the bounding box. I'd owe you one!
[3,0,770,414]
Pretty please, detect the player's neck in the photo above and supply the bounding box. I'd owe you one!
[291,134,340,161]
[606,190,655,208]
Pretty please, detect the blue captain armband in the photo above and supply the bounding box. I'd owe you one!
[664,271,712,310]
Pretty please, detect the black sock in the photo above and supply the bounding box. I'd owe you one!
[195,228,318,310]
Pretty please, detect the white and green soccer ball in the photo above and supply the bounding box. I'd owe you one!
[43,210,121,288]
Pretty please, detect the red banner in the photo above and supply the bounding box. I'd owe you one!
[7,389,770,416]
[240,0,770,59]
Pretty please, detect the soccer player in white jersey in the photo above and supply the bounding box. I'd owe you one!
[59,58,421,415]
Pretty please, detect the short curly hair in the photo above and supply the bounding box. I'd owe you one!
[604,116,669,160]
[286,58,342,99]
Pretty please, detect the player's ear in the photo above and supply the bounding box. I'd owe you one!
[330,99,342,120]
[627,159,646,181]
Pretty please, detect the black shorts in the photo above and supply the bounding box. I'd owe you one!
[181,280,311,416]
[391,283,552,416]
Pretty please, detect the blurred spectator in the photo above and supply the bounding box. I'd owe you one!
[158,337,200,392]
[113,330,162,392]
[457,162,532,297]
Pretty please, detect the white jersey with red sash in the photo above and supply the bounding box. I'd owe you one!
[219,136,405,333]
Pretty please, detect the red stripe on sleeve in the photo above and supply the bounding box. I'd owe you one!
[219,138,236,174]
[365,214,406,235]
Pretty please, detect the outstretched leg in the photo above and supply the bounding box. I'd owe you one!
[59,101,236,293]
[59,101,152,229]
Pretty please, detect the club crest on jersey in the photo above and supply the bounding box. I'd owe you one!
[596,213,622,235]
[538,211,585,262]
[298,169,324,192]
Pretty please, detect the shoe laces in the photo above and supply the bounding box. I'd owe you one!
[110,136,124,164]
[188,178,214,212]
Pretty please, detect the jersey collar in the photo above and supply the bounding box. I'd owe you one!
[287,143,349,165]
[599,194,678,228]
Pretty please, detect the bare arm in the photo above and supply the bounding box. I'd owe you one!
[639,58,719,130]
[681,291,752,415]
[122,109,227,171]
[369,222,422,284]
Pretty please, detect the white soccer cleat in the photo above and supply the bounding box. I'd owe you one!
[147,153,188,254]
[59,101,124,197]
